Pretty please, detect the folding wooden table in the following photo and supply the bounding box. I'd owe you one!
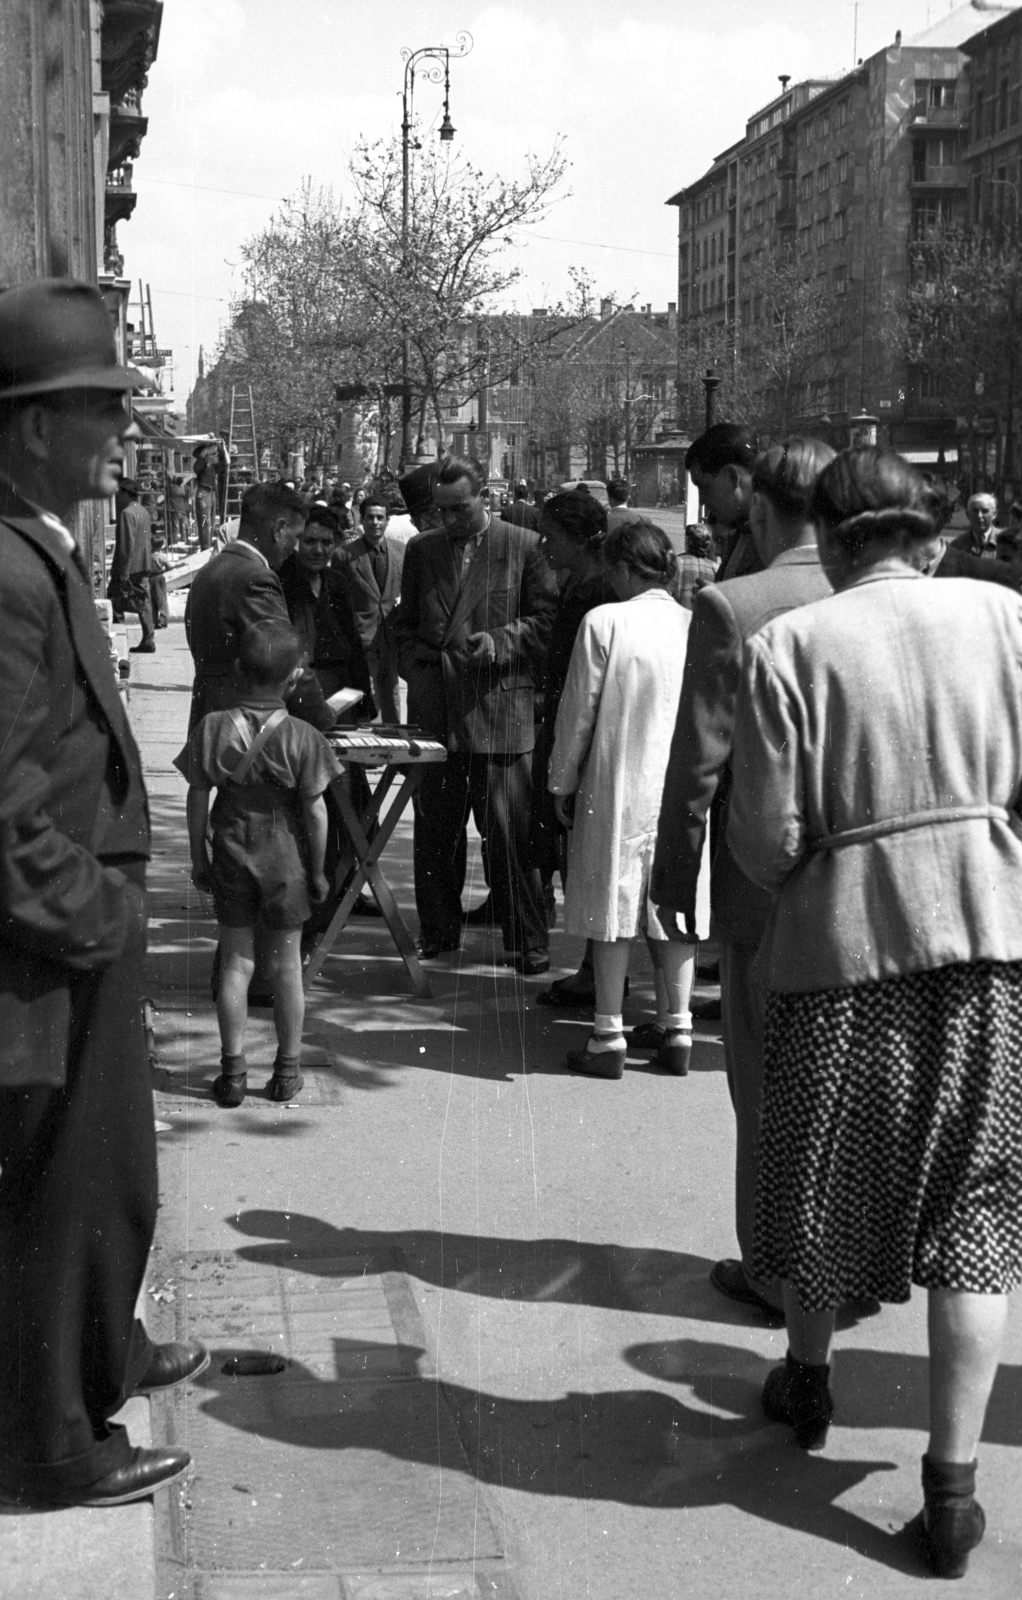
[302,726,447,999]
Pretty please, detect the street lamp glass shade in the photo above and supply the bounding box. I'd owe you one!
[438,110,456,141]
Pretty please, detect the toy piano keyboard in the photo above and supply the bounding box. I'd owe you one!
[326,725,447,768]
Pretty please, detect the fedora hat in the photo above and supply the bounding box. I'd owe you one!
[0,279,135,401]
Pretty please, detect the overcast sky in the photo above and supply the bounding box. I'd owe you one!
[128,0,966,402]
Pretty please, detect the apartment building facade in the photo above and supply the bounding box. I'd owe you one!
[668,33,973,457]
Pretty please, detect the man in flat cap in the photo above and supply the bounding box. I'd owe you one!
[0,279,201,1508]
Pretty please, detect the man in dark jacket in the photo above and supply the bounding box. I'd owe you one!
[111,477,156,652]
[0,280,200,1509]
[332,493,405,723]
[652,472,831,1321]
[185,481,334,733]
[686,423,763,582]
[393,455,558,970]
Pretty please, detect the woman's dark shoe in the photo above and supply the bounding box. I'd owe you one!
[909,1455,985,1579]
[762,1351,834,1450]
[564,1036,626,1079]
[659,1030,692,1076]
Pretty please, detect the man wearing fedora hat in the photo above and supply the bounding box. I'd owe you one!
[0,279,200,1508]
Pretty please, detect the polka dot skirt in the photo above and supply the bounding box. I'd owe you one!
[753,960,1022,1313]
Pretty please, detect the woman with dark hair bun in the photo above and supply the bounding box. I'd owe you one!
[728,445,1022,1577]
[548,518,705,1077]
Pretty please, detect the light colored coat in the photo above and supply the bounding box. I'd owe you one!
[549,589,706,941]
[728,570,1022,992]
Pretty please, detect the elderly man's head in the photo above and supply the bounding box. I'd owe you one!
[0,280,139,518]
[967,493,997,536]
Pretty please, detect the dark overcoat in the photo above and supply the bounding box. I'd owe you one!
[0,506,149,1086]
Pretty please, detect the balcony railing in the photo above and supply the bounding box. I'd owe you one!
[911,164,966,188]
[910,104,964,128]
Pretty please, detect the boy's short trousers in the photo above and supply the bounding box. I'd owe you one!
[210,798,311,931]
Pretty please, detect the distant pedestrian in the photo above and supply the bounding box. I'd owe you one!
[175,619,341,1106]
[166,473,190,541]
[507,479,540,530]
[332,493,405,724]
[605,476,632,531]
[193,441,225,550]
[549,520,701,1078]
[110,478,156,653]
[675,522,718,609]
[951,491,1000,559]
[149,531,171,628]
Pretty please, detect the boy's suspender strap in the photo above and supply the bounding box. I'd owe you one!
[228,707,288,784]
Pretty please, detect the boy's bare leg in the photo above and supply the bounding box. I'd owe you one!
[265,928,305,1061]
[217,925,256,1055]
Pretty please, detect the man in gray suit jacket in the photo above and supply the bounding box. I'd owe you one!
[652,465,832,1320]
[392,456,558,970]
[333,492,405,723]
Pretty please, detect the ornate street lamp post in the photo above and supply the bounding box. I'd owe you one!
[399,33,472,470]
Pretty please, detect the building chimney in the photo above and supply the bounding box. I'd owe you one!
[779,75,790,92]
[894,29,902,47]
[668,302,677,330]
[600,297,614,320]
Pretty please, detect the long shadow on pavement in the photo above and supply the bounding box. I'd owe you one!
[189,1333,928,1577]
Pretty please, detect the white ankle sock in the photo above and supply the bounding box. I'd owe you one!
[663,1011,692,1034]
[589,1013,624,1051]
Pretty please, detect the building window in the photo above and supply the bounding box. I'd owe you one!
[711,234,717,266]
[679,243,690,276]
[837,98,849,128]
[834,263,847,294]
[754,199,764,225]
[818,163,831,192]
[820,109,831,139]
[973,90,984,140]
[930,81,956,109]
[768,144,779,170]
[742,205,751,233]
[816,216,830,247]
[799,224,812,255]
[837,152,850,183]
[1012,86,1021,126]
[833,209,847,239]
[800,172,813,200]
[1000,79,1009,133]
[702,238,709,269]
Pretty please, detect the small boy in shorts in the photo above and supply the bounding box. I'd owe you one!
[174,618,341,1105]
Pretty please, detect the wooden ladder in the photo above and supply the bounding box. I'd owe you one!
[226,385,260,516]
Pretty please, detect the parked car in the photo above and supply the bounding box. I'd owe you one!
[558,479,610,506]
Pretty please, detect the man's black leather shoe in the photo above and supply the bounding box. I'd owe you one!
[133,1339,210,1395]
[416,936,461,960]
[74,1447,191,1506]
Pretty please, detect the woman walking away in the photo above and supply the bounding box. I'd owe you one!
[728,446,1022,1579]
[548,521,706,1078]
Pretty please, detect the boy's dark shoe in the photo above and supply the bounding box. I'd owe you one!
[213,1052,247,1106]
[267,1055,304,1101]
